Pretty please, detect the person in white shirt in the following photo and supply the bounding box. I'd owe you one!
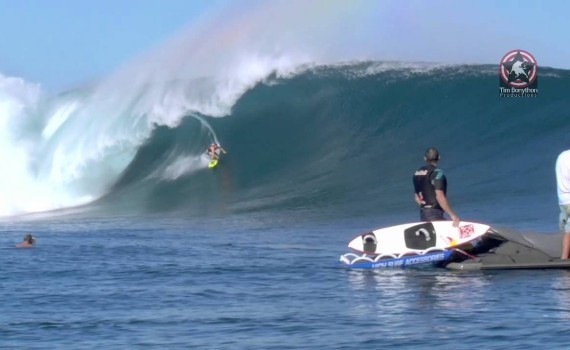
[555,150,570,259]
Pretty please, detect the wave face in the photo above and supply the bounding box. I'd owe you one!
[2,63,569,228]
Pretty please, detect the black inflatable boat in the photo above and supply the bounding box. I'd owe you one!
[444,228,570,270]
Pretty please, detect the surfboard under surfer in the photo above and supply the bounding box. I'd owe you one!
[413,147,460,227]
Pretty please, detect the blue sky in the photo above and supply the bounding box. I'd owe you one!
[0,0,223,91]
[1,0,568,92]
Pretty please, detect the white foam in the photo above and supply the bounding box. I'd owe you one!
[156,154,210,181]
[0,75,99,215]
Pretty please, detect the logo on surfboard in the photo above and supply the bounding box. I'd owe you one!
[458,224,475,239]
[499,49,538,97]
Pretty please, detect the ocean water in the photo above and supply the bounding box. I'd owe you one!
[1,61,570,348]
[2,216,570,349]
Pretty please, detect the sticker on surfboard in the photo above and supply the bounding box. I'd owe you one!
[348,221,490,255]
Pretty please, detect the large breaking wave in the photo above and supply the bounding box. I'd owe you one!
[1,63,569,231]
[1,0,569,230]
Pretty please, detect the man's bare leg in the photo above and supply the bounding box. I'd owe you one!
[562,232,570,259]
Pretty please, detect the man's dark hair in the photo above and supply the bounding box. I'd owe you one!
[425,147,440,162]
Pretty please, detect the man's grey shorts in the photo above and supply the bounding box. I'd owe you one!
[560,205,570,232]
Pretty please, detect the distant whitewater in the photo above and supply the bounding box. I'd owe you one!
[1,63,569,229]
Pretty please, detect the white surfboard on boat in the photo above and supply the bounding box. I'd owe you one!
[348,221,490,256]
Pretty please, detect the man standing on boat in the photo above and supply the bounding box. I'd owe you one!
[413,147,460,227]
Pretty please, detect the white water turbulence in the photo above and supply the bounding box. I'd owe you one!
[0,0,384,217]
[0,74,147,217]
[0,75,46,215]
[158,155,210,182]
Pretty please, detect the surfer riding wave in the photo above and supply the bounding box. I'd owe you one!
[207,143,227,160]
